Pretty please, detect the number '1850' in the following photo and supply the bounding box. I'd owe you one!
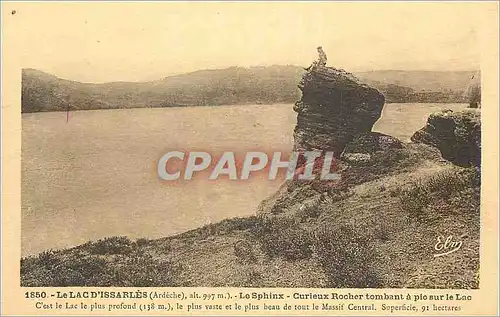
[25,291,47,299]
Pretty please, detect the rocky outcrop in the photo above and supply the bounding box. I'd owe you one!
[411,109,481,167]
[258,70,411,215]
[341,132,403,160]
[293,67,385,156]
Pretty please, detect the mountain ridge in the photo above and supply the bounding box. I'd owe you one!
[22,66,479,113]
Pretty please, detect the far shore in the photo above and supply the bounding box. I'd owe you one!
[22,102,470,114]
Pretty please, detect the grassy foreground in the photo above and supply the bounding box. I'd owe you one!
[21,143,480,288]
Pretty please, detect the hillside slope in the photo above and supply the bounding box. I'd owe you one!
[21,66,303,113]
[356,70,477,92]
[22,67,477,113]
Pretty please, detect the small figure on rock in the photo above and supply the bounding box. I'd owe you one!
[317,46,328,67]
[305,46,328,71]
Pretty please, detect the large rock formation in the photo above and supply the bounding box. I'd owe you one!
[258,68,402,214]
[411,109,481,167]
[293,67,385,156]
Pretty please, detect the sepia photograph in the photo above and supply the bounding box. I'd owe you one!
[13,2,487,291]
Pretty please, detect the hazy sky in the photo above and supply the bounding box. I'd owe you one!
[4,2,490,83]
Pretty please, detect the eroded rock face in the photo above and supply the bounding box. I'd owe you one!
[293,67,385,156]
[411,109,481,167]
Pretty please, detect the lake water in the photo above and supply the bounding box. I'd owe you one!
[21,103,467,256]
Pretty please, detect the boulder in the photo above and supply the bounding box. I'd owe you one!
[293,67,385,157]
[343,132,404,154]
[340,132,404,166]
[411,109,481,167]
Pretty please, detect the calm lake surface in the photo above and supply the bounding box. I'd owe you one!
[22,103,467,256]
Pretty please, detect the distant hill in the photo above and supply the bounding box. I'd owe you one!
[21,66,304,113]
[355,70,477,92]
[22,66,478,113]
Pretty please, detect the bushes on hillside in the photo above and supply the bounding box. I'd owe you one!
[313,225,381,288]
[254,215,314,261]
[254,214,381,287]
[89,236,134,255]
[397,167,479,215]
[20,236,180,287]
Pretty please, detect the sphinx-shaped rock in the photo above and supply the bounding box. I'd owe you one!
[293,67,385,156]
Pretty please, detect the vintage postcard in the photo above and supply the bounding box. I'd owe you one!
[1,1,499,316]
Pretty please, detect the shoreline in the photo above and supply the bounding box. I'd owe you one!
[21,102,470,115]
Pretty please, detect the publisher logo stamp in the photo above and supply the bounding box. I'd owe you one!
[434,235,464,257]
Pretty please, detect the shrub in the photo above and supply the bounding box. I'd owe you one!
[234,239,257,264]
[110,255,176,287]
[36,249,60,267]
[22,252,179,287]
[374,223,391,242]
[158,240,172,253]
[424,168,474,198]
[52,256,110,286]
[398,167,478,215]
[136,238,150,247]
[312,225,380,288]
[89,236,134,255]
[177,216,260,240]
[398,180,431,215]
[254,215,313,261]
[231,267,263,288]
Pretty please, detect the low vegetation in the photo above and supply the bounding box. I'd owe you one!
[254,215,314,261]
[312,225,380,288]
[397,167,480,216]
[252,213,381,287]
[21,237,179,287]
[87,236,134,255]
